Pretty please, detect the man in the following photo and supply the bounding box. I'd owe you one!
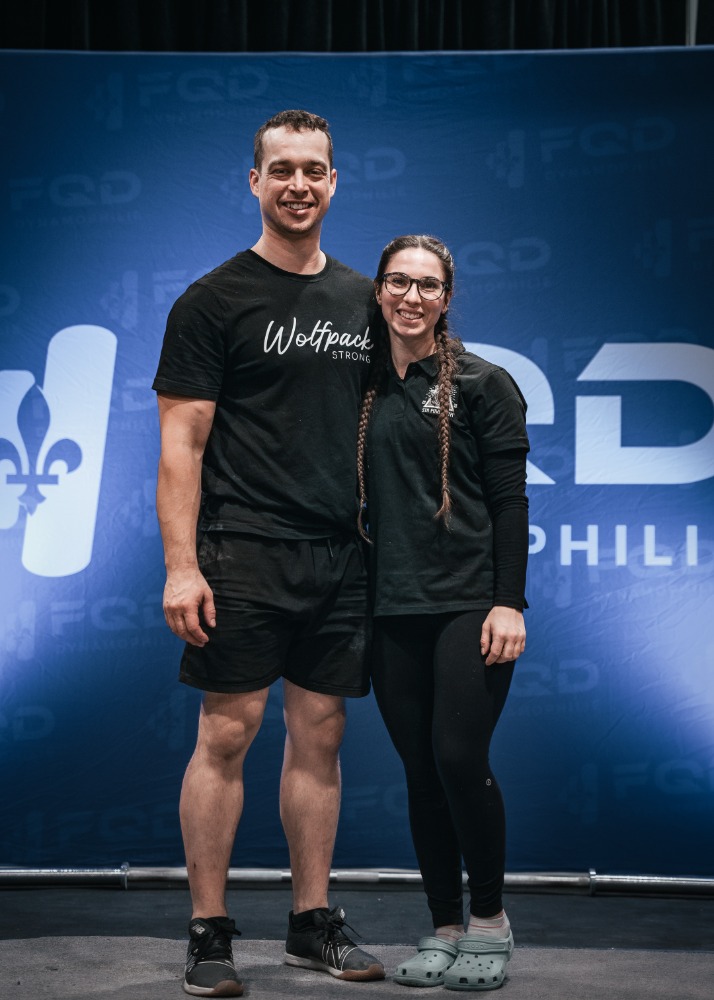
[153,110,384,997]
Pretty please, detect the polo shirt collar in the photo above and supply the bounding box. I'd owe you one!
[387,351,439,379]
[387,341,465,379]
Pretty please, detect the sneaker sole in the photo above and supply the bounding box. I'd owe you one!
[183,979,244,997]
[284,953,386,981]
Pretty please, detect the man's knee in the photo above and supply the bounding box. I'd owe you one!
[284,687,346,759]
[196,690,268,763]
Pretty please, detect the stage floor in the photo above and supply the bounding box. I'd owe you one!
[2,886,712,999]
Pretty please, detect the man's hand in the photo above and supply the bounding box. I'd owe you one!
[480,606,526,666]
[163,568,216,646]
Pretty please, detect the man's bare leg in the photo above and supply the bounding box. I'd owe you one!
[180,688,270,917]
[279,679,345,912]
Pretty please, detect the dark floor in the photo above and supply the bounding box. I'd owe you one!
[2,884,713,950]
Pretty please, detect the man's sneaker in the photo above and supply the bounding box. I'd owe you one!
[184,916,243,997]
[284,906,385,981]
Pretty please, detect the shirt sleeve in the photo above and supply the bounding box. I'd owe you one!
[481,448,530,611]
[152,282,226,400]
[470,368,530,454]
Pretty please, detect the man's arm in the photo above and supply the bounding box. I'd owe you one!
[156,392,217,646]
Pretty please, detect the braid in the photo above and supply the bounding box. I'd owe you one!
[434,325,460,523]
[357,334,389,542]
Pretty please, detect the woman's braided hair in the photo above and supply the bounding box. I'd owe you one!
[357,234,462,542]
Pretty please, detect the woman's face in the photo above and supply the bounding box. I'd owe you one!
[376,247,451,354]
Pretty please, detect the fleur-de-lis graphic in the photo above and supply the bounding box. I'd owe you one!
[0,382,82,515]
[1,325,116,577]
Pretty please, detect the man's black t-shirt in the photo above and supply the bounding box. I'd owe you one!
[153,250,376,538]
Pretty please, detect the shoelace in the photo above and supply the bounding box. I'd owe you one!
[190,919,241,961]
[319,909,362,946]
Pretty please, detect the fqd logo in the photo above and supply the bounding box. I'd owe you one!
[468,341,714,486]
[0,326,117,577]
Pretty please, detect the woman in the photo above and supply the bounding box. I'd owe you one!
[357,235,529,991]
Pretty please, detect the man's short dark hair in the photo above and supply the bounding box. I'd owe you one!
[253,110,333,171]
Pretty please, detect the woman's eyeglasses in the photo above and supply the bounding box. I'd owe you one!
[381,272,450,301]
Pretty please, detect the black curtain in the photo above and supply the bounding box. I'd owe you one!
[1,0,712,52]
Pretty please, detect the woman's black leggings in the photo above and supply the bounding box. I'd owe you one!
[371,610,514,927]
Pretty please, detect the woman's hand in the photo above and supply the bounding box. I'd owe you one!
[480,606,526,665]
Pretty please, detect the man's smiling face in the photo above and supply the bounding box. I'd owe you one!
[249,125,337,240]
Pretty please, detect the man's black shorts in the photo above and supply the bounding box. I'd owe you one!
[179,531,370,697]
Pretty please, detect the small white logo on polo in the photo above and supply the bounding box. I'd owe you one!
[421,385,458,417]
[0,325,117,577]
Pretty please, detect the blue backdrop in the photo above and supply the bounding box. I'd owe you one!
[1,48,713,876]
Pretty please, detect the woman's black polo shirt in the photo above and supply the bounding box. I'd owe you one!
[366,349,529,616]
